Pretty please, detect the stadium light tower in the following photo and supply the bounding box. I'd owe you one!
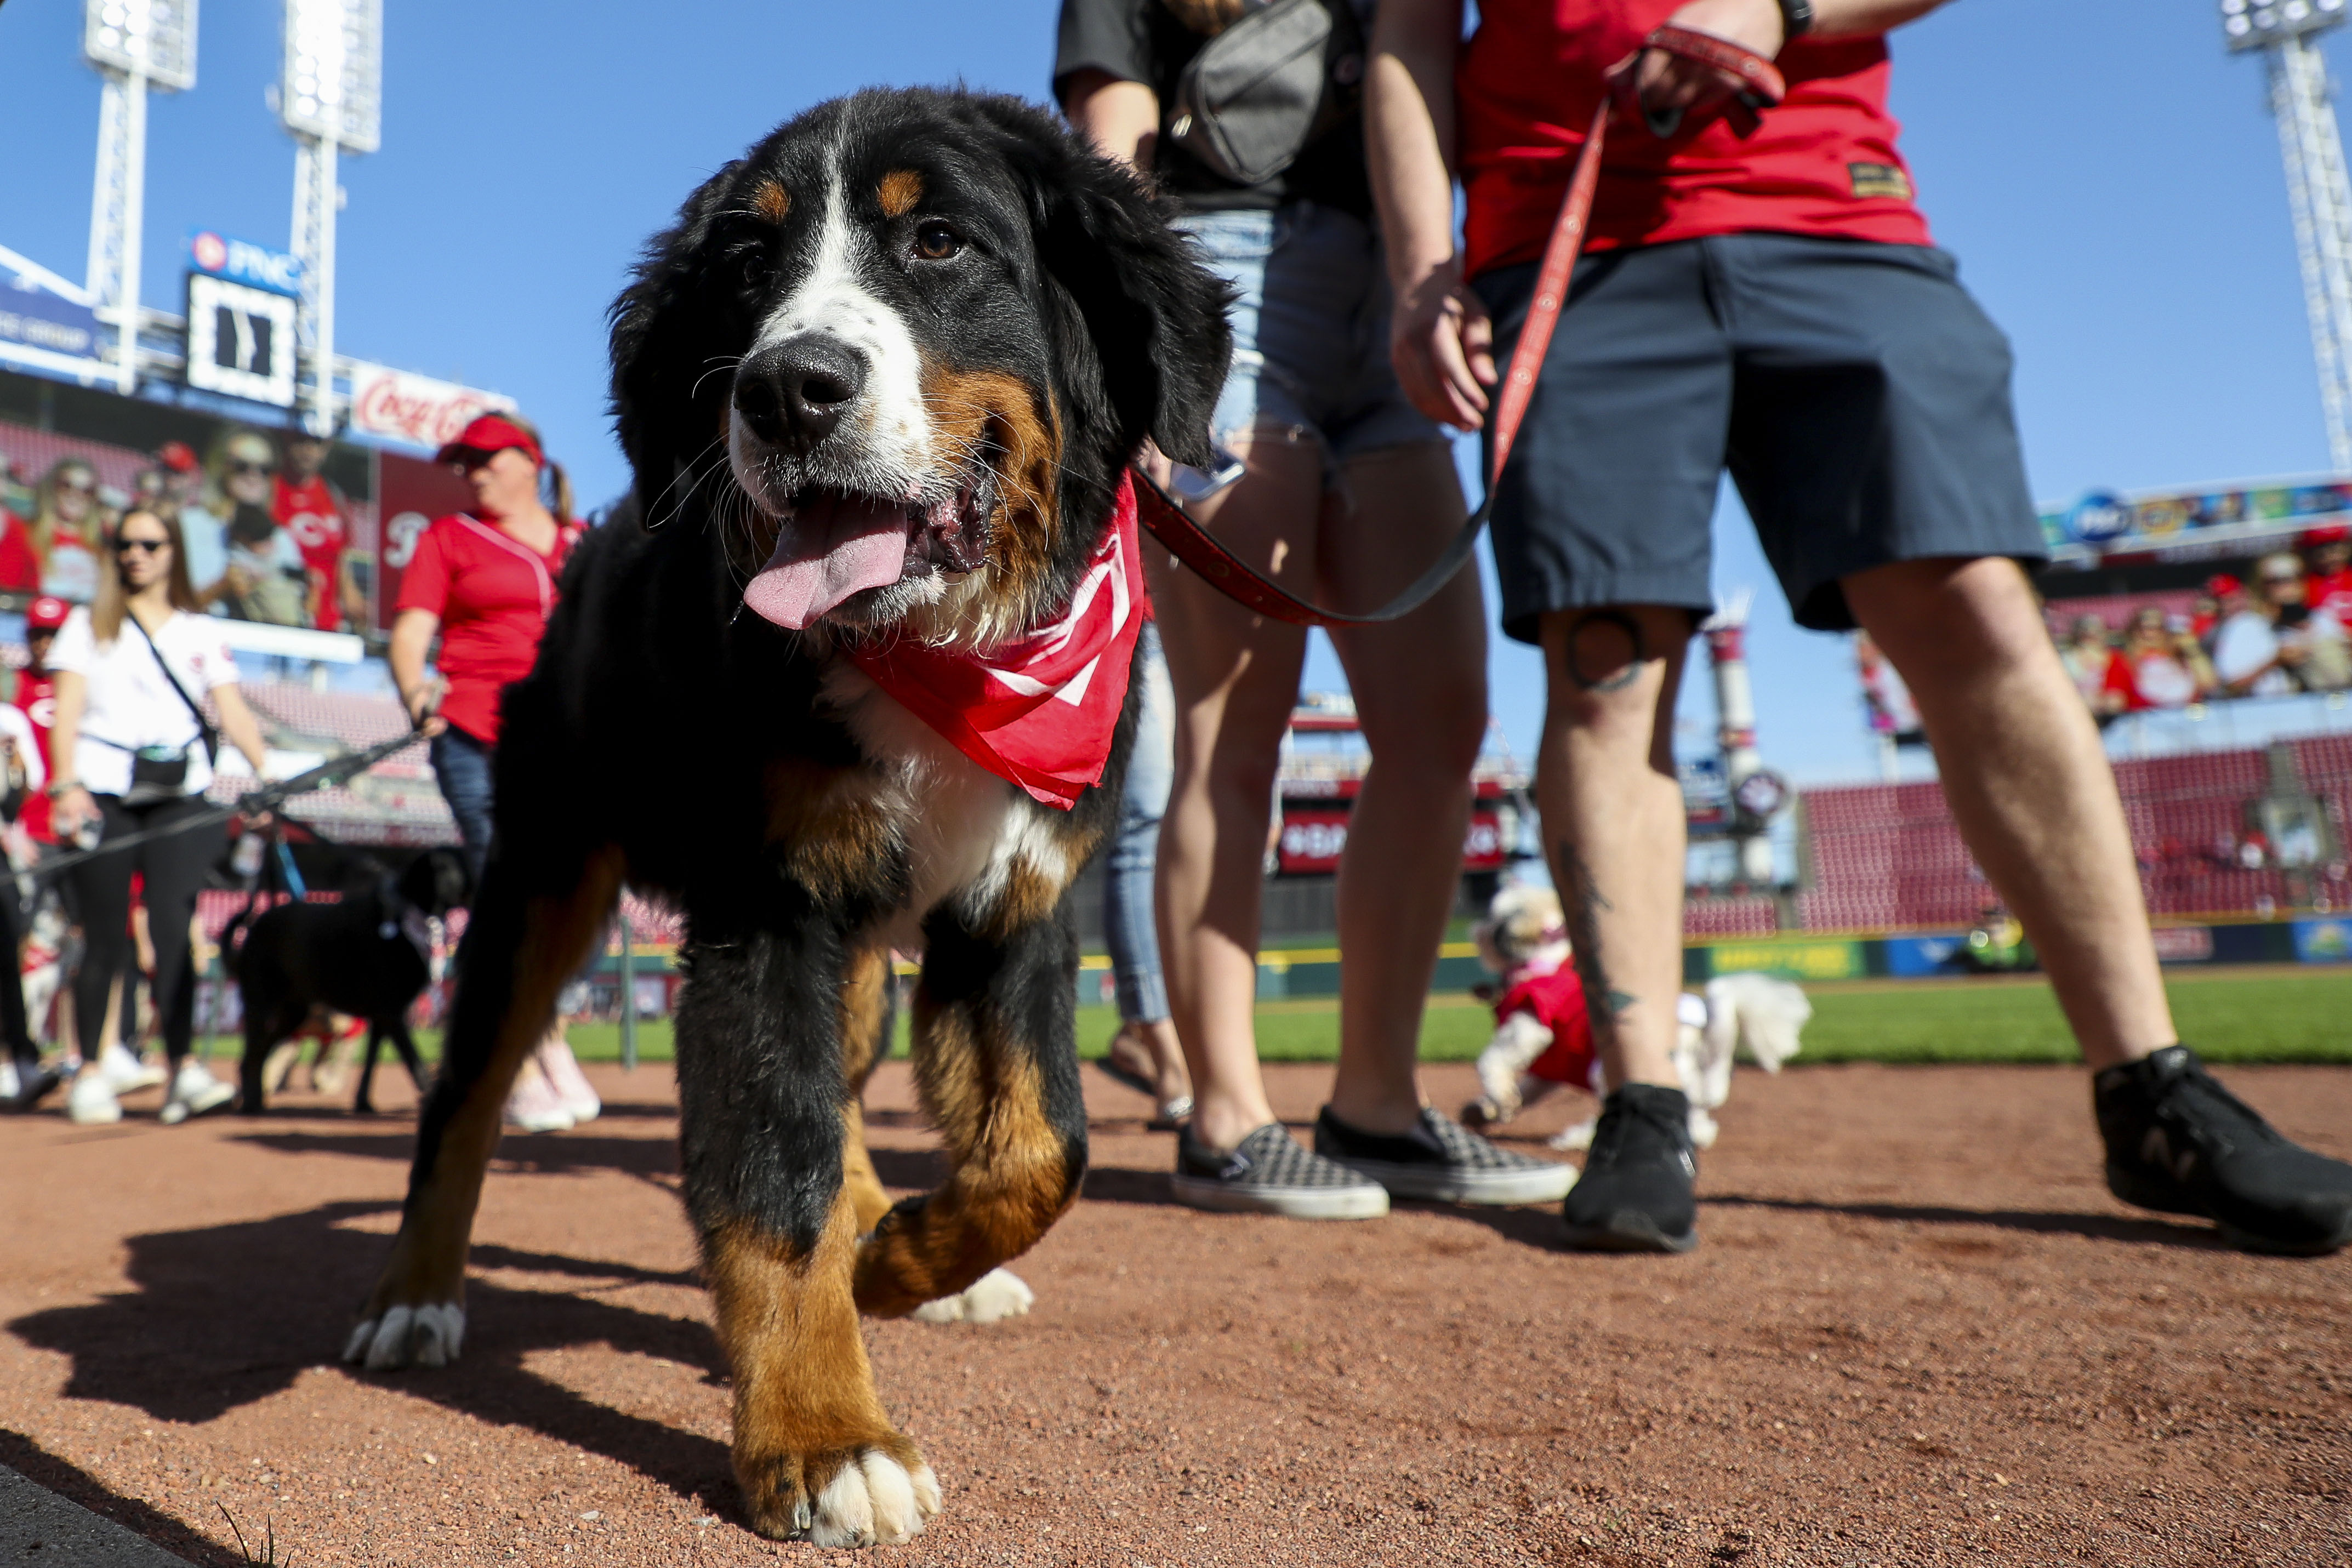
[281,0,380,435]
[2225,0,2352,469]
[83,0,197,395]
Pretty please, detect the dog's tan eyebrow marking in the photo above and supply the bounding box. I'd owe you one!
[876,169,924,219]
[751,179,790,223]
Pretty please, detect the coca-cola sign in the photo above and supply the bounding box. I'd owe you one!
[347,362,514,450]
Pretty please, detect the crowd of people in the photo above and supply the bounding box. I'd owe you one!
[0,412,597,1134]
[2,0,2344,1261]
[0,421,361,632]
[1051,0,2350,1258]
[2058,527,2352,714]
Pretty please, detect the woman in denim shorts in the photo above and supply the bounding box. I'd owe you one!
[1057,0,1572,1218]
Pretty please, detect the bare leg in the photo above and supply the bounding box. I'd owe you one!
[1534,607,1694,1090]
[1845,557,2172,1069]
[1319,443,1488,1133]
[1152,430,1319,1152]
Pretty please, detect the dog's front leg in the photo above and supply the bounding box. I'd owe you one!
[854,902,1085,1319]
[346,845,622,1370]
[675,931,939,1547]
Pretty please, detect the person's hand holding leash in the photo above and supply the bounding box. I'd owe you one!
[1389,259,1497,433]
[1635,0,1787,127]
[402,678,448,738]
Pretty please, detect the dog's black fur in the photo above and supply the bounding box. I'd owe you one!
[231,848,470,1114]
[348,88,1229,1545]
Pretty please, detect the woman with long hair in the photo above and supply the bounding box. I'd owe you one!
[48,508,274,1125]
[30,458,106,603]
[388,411,596,1132]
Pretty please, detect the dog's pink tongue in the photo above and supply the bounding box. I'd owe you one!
[742,494,912,630]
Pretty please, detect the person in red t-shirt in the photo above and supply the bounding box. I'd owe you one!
[273,426,362,632]
[1369,0,2352,1256]
[389,411,599,1132]
[2303,524,2352,626]
[12,595,68,846]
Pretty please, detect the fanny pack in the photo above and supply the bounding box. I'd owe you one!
[95,615,220,807]
[1165,0,1364,188]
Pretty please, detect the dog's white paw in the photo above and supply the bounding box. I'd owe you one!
[1549,1116,1598,1153]
[345,1302,465,1371]
[910,1267,1034,1325]
[811,1450,941,1547]
[1688,1108,1720,1149]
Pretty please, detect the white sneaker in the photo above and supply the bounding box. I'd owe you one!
[503,1059,576,1133]
[99,1043,166,1093]
[159,1058,234,1125]
[67,1071,122,1126]
[537,1036,601,1126]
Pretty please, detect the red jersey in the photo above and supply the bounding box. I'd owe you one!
[0,512,39,595]
[13,669,55,843]
[274,474,350,631]
[1495,960,1598,1090]
[1456,0,1932,278]
[394,514,582,746]
[2313,568,2352,626]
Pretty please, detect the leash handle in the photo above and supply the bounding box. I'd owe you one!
[1133,23,1783,629]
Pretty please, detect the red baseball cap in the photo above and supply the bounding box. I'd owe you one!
[435,412,542,467]
[25,595,69,631]
[2207,573,2243,597]
[156,440,200,474]
[2302,522,2351,546]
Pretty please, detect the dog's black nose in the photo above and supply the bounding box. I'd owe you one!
[734,334,866,453]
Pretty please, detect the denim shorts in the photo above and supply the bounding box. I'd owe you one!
[1174,203,1445,465]
[1473,233,2047,641]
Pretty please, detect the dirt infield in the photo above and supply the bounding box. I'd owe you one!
[2,1058,2347,1567]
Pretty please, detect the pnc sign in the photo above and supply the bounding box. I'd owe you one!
[187,230,304,298]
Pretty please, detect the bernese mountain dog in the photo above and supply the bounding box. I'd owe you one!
[342,88,1229,1547]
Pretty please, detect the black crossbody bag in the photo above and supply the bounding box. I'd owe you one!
[117,614,221,806]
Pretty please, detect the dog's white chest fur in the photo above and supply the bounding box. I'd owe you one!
[819,662,1071,944]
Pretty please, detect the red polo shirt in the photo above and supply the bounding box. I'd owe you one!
[12,668,55,842]
[394,513,582,746]
[274,474,350,631]
[1457,0,1932,278]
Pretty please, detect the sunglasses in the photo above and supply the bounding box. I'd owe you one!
[227,459,273,475]
[2259,575,2301,588]
[115,537,170,555]
[57,477,95,494]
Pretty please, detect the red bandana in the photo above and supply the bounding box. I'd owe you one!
[850,476,1145,810]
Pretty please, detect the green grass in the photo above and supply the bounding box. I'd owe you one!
[398,968,2352,1069]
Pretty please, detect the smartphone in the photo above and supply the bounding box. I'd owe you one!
[1165,447,1246,508]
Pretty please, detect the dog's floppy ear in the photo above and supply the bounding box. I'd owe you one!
[984,105,1231,469]
[609,162,751,508]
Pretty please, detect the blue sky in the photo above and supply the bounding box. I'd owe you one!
[3,0,2348,780]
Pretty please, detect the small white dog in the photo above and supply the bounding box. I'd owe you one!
[1462,884,1810,1150]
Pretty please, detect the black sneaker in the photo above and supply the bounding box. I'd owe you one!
[1171,1122,1389,1219]
[4,1060,61,1113]
[2094,1045,2352,1256]
[1558,1083,1698,1254]
[1314,1105,1578,1205]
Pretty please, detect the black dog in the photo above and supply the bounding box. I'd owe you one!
[340,88,1228,1546]
[231,848,470,1114]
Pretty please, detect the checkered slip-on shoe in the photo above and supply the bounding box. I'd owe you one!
[1171,1121,1390,1219]
[1315,1105,1579,1206]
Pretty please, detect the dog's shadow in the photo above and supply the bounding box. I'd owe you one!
[233,1126,684,1187]
[8,1201,743,1522]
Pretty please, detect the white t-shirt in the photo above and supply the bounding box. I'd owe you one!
[49,606,240,799]
[2211,612,2292,698]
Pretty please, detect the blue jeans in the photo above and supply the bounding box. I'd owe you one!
[430,726,496,885]
[1172,203,1442,463]
[1104,622,1172,1025]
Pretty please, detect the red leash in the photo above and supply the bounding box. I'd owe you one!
[1132,23,1785,628]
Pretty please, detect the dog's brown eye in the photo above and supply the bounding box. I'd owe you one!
[913,221,961,261]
